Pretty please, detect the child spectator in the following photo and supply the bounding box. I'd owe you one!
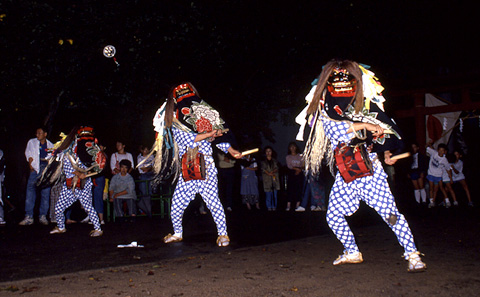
[426,142,452,208]
[240,154,260,210]
[440,153,458,206]
[449,150,473,207]
[408,143,428,205]
[109,159,137,219]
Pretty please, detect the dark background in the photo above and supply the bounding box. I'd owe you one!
[0,1,479,204]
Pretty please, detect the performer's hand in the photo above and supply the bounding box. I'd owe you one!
[209,129,223,138]
[74,171,86,180]
[228,147,242,159]
[369,124,384,137]
[384,150,397,165]
[195,129,223,143]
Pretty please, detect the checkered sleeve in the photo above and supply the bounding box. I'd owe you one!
[63,155,76,178]
[216,142,231,154]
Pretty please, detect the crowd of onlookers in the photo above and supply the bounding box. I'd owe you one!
[0,126,474,227]
[1,126,329,227]
[0,127,159,226]
[407,141,473,208]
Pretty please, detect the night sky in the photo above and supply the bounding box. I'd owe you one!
[0,1,477,196]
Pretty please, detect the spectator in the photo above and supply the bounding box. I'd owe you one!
[137,145,154,217]
[296,171,326,212]
[426,142,452,208]
[445,150,473,207]
[240,154,260,210]
[408,143,428,205]
[110,140,134,175]
[217,151,236,211]
[109,159,137,219]
[19,126,54,226]
[261,146,280,211]
[286,142,304,211]
[83,144,108,224]
[440,153,458,207]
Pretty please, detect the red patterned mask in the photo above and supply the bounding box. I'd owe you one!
[327,67,357,97]
[173,83,196,103]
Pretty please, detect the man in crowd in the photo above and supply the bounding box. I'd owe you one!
[19,126,53,226]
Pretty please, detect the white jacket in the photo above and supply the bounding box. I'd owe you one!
[25,138,54,173]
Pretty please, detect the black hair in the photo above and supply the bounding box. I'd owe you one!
[264,146,277,159]
[119,159,132,170]
[287,142,300,155]
[37,126,48,133]
[437,143,448,151]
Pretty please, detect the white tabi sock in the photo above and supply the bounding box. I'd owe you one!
[414,190,421,203]
[420,189,427,203]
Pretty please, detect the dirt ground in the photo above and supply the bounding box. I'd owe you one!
[1,200,479,297]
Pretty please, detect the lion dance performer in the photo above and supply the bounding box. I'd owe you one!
[39,126,106,237]
[296,59,426,272]
[148,82,241,246]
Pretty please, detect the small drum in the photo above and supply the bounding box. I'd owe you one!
[181,148,206,182]
[334,142,373,183]
[66,177,85,190]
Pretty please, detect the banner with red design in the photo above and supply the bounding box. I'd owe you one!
[425,93,461,146]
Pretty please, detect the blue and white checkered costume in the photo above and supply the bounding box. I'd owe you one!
[322,114,418,256]
[55,154,101,231]
[170,127,230,236]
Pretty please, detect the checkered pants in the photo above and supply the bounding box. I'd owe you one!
[55,157,100,230]
[327,161,417,255]
[55,179,100,230]
[171,166,227,236]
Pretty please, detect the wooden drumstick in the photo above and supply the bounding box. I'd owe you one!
[241,148,259,156]
[84,172,99,178]
[390,152,411,160]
